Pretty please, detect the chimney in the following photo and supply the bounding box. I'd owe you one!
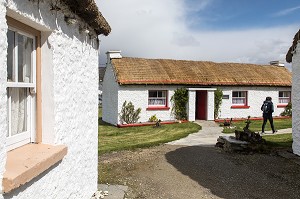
[106,51,122,63]
[269,61,284,67]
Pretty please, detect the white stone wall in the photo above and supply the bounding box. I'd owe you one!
[292,44,300,156]
[207,90,215,120]
[187,90,196,121]
[1,0,99,198]
[218,86,291,119]
[0,0,8,195]
[102,62,119,125]
[118,85,184,123]
[102,79,291,125]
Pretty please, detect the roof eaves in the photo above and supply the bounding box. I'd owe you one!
[62,0,111,36]
[286,29,300,63]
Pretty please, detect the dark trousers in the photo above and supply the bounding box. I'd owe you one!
[262,113,275,133]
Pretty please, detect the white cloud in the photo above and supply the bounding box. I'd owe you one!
[273,6,300,17]
[97,0,297,70]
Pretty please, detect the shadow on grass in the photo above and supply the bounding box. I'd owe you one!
[165,146,300,199]
[98,117,115,127]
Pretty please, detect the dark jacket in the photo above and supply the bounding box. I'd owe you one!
[261,100,274,114]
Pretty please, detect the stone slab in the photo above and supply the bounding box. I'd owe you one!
[219,135,249,145]
[95,184,128,199]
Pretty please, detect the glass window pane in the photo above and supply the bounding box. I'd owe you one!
[149,91,157,98]
[9,88,27,136]
[157,91,163,97]
[232,92,238,97]
[240,92,245,97]
[285,92,290,97]
[18,34,32,83]
[279,91,283,97]
[7,30,14,82]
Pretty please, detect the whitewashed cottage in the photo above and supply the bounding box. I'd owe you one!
[286,29,300,156]
[103,51,291,126]
[0,0,110,198]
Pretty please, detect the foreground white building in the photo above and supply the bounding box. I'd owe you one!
[103,51,291,126]
[287,29,300,156]
[0,0,110,198]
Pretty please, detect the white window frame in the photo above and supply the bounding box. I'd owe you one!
[279,91,291,104]
[148,90,167,107]
[232,91,247,105]
[6,26,36,151]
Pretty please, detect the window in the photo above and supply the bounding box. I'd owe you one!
[232,91,247,105]
[148,90,167,106]
[279,91,291,104]
[6,24,37,151]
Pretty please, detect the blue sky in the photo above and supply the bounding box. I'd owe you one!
[97,0,299,68]
[184,0,300,30]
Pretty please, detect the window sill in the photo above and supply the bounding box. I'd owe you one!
[146,107,170,111]
[277,104,288,108]
[2,143,68,194]
[231,105,250,109]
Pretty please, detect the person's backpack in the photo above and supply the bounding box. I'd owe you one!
[262,101,271,113]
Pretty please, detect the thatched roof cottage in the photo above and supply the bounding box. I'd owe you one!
[103,51,291,125]
[0,0,110,197]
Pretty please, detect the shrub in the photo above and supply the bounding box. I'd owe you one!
[171,88,188,120]
[149,115,158,122]
[214,88,223,119]
[280,102,292,116]
[119,101,141,124]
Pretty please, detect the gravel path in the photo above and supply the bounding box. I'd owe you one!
[99,122,298,199]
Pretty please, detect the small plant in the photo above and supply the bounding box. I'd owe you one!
[149,114,158,122]
[171,88,188,120]
[119,101,141,124]
[214,88,223,119]
[280,102,292,116]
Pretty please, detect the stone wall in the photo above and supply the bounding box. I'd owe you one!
[292,44,300,156]
[102,61,119,125]
[218,86,291,119]
[1,0,99,198]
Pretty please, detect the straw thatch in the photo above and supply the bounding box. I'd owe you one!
[62,0,111,36]
[286,29,300,63]
[111,57,291,86]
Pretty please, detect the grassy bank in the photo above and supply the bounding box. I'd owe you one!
[222,118,292,134]
[264,133,293,148]
[98,107,201,154]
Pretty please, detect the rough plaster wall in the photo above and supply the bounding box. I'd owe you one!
[117,85,183,123]
[292,44,300,156]
[218,86,291,119]
[187,91,196,121]
[1,0,98,198]
[102,63,119,125]
[0,0,8,195]
[207,90,215,120]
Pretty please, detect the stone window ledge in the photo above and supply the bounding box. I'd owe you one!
[2,143,68,194]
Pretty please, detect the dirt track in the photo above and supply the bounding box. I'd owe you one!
[99,144,300,199]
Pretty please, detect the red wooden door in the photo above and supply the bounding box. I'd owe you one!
[196,91,207,120]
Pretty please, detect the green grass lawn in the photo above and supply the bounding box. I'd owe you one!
[221,118,292,134]
[263,133,293,148]
[98,107,201,154]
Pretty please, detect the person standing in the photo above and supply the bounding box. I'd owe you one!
[261,97,276,134]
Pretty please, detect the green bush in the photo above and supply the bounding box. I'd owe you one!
[214,88,223,119]
[280,102,292,116]
[171,88,188,120]
[149,114,159,122]
[119,101,141,124]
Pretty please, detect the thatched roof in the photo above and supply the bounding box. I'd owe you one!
[111,57,292,86]
[62,0,111,36]
[286,29,300,63]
